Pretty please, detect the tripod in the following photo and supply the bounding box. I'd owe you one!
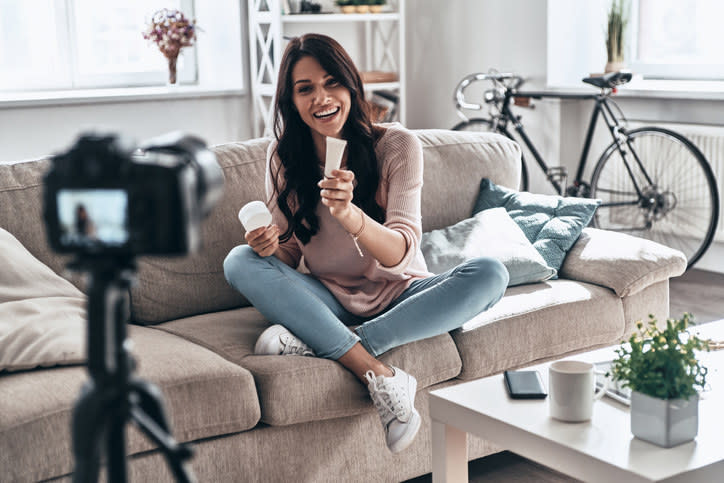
[70,257,196,483]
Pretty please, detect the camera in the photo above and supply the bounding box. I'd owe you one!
[42,131,223,482]
[43,131,224,257]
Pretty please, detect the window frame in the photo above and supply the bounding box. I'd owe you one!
[1,0,199,92]
[628,0,724,81]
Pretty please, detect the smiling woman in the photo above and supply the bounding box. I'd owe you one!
[222,32,510,455]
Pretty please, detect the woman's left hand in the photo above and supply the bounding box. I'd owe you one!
[318,169,355,219]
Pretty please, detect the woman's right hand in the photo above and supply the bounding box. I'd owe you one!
[245,224,280,257]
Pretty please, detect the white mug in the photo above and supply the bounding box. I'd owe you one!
[549,360,608,422]
[238,201,272,232]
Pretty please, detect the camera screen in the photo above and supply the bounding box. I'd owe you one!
[57,189,129,247]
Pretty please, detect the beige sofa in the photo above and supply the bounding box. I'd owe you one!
[0,129,686,482]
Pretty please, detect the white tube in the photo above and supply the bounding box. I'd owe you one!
[238,201,272,232]
[325,136,347,177]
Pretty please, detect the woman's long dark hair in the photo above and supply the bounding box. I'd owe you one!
[271,33,385,245]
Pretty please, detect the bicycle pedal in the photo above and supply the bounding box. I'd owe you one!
[546,167,568,193]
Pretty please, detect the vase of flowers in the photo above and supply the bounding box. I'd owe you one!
[605,0,629,73]
[143,8,198,85]
[609,313,709,447]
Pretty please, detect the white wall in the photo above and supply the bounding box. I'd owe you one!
[405,0,562,194]
[0,96,253,162]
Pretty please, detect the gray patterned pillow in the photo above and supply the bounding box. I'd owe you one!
[421,208,556,286]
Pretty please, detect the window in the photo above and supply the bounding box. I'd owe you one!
[631,0,724,80]
[0,0,197,92]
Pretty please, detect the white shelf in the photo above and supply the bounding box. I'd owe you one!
[282,13,400,23]
[249,0,406,137]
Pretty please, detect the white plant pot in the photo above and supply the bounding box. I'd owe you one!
[605,61,626,73]
[630,390,699,448]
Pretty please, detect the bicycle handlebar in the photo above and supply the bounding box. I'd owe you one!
[453,72,524,111]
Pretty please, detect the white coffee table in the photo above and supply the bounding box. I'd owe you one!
[429,321,724,482]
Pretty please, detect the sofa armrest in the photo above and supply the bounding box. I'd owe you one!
[559,228,686,297]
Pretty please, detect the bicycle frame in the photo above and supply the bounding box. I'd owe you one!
[496,89,645,197]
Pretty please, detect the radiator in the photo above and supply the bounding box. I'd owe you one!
[631,122,724,243]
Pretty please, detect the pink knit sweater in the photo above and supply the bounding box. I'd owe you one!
[265,123,432,317]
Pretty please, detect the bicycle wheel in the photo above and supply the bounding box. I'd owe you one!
[452,118,529,191]
[590,127,719,269]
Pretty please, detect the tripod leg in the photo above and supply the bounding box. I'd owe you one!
[129,379,196,483]
[106,400,128,483]
[71,382,105,483]
[129,379,170,431]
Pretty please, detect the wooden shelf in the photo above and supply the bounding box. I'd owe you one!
[363,81,400,91]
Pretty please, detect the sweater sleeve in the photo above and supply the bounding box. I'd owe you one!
[375,129,424,275]
[265,141,302,268]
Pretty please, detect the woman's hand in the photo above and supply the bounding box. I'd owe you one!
[318,169,355,219]
[245,224,280,257]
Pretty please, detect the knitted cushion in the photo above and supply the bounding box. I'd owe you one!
[472,178,600,273]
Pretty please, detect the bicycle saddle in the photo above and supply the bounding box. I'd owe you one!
[582,71,633,89]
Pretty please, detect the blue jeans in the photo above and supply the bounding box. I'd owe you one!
[223,245,508,359]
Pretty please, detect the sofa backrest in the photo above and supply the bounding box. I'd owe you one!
[0,158,74,285]
[0,129,520,324]
[416,129,521,231]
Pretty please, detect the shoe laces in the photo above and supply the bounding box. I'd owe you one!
[365,371,410,425]
[279,333,314,356]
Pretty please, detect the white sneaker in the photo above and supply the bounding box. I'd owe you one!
[254,324,316,357]
[365,366,421,453]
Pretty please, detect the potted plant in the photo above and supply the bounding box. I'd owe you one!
[369,0,386,14]
[609,313,710,447]
[355,0,370,14]
[335,0,356,14]
[605,0,629,72]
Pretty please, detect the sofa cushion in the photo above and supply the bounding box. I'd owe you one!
[472,178,600,273]
[0,325,260,483]
[451,279,625,380]
[130,140,272,324]
[155,307,463,426]
[421,207,556,286]
[417,130,522,232]
[560,228,687,297]
[0,227,86,372]
[0,159,79,288]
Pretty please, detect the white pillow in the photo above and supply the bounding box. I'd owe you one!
[0,228,86,372]
[421,207,557,286]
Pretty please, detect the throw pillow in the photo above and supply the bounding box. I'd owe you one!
[421,207,557,286]
[0,227,86,372]
[472,178,600,273]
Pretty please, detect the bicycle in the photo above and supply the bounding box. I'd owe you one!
[452,70,720,270]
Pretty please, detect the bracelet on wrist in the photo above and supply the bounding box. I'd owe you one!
[350,207,365,257]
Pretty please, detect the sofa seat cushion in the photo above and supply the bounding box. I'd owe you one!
[156,307,463,426]
[0,325,260,483]
[451,279,625,380]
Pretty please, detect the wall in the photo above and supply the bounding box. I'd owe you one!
[0,96,252,163]
[404,0,562,194]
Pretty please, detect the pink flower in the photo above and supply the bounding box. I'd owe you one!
[142,8,198,60]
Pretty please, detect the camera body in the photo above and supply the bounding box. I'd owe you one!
[44,131,223,257]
